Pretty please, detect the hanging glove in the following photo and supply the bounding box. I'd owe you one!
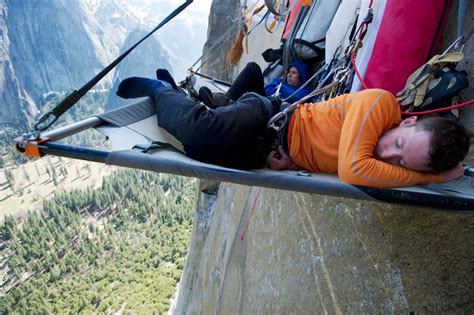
[407,67,469,112]
[396,52,464,107]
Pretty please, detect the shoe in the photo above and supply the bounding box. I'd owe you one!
[199,86,230,108]
[116,77,171,99]
[156,69,179,91]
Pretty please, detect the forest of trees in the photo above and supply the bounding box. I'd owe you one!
[0,169,196,313]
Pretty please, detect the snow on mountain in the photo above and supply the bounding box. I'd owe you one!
[82,0,212,78]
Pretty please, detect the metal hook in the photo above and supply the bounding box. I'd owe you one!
[440,35,464,58]
[33,111,58,132]
[267,111,288,132]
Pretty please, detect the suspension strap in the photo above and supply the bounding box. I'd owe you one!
[31,0,193,135]
[264,0,301,33]
[457,0,468,40]
[264,0,299,16]
[346,0,374,90]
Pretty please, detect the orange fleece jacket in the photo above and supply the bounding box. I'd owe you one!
[288,89,444,188]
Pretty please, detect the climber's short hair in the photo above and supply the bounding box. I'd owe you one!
[416,117,470,172]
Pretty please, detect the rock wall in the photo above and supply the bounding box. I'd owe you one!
[200,0,282,82]
[173,184,473,314]
[4,0,106,103]
[200,0,240,82]
[0,0,37,127]
[444,0,474,165]
[0,0,114,128]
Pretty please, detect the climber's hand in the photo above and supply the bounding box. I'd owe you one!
[267,145,292,170]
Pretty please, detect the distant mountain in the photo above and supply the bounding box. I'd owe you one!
[0,0,210,127]
[6,0,110,99]
[86,0,210,78]
[105,29,173,110]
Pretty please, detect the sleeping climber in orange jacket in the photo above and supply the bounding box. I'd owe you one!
[116,76,469,189]
[269,89,469,188]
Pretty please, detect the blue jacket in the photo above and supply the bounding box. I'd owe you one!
[264,60,312,103]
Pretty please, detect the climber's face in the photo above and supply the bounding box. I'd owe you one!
[374,116,432,172]
[286,66,301,86]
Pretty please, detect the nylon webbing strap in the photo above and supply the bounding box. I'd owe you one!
[457,0,467,39]
[34,0,193,133]
[265,0,300,16]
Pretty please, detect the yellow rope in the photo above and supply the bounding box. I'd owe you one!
[228,0,264,65]
[245,4,266,53]
[266,0,282,32]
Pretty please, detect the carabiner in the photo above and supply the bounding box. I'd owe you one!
[33,111,58,132]
[267,111,288,132]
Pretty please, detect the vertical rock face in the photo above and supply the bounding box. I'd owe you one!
[1,0,112,128]
[201,0,240,82]
[0,0,36,127]
[173,184,474,313]
[4,0,105,103]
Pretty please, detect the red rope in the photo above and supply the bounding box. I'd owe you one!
[350,0,373,90]
[400,99,474,116]
[351,50,369,90]
[239,188,261,241]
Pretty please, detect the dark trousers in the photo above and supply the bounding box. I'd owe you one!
[153,88,274,170]
[226,62,265,101]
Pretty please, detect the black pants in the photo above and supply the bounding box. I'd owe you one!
[226,62,265,101]
[153,88,274,170]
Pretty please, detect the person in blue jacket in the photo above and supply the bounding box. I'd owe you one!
[199,61,312,108]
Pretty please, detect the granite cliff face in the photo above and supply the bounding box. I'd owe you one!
[1,0,117,128]
[172,184,474,313]
[201,0,240,82]
[0,0,39,127]
[4,0,107,105]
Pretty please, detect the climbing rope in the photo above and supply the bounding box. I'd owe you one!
[239,187,261,240]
